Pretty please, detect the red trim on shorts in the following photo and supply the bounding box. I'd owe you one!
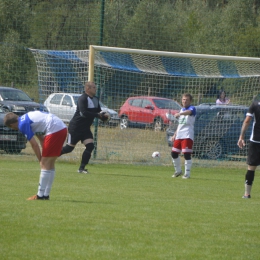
[42,128,67,157]
[172,138,193,153]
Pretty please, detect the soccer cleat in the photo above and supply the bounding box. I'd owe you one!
[182,174,190,179]
[27,195,44,200]
[43,195,50,200]
[78,169,89,174]
[172,171,183,178]
[242,195,251,199]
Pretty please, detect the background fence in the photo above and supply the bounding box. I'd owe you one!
[1,0,260,167]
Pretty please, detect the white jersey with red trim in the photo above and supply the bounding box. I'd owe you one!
[18,111,66,141]
[175,106,196,140]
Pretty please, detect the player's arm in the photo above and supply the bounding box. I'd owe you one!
[29,136,42,162]
[174,110,192,118]
[172,130,178,142]
[237,116,252,148]
[36,135,44,147]
[78,96,105,120]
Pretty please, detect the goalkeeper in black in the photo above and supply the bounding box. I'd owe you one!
[60,81,108,173]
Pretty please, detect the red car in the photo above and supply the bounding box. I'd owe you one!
[118,96,181,131]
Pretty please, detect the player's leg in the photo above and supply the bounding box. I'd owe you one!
[27,128,67,200]
[244,142,259,198]
[60,133,77,155]
[181,139,193,179]
[171,139,182,177]
[78,140,94,173]
[243,142,259,198]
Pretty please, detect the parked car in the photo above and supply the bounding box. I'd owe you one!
[0,86,48,115]
[0,107,27,154]
[44,93,120,126]
[166,104,252,160]
[118,96,181,131]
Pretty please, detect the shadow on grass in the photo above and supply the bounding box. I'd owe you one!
[97,173,153,178]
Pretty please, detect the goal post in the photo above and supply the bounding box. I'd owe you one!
[29,46,260,167]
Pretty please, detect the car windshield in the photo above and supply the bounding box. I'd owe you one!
[196,108,246,123]
[153,99,181,110]
[0,107,4,113]
[0,89,32,101]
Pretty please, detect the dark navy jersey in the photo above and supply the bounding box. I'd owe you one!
[247,101,260,142]
[68,93,101,132]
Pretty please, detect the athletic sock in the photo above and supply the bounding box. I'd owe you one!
[185,159,192,176]
[79,150,91,170]
[37,169,51,197]
[44,169,55,197]
[245,184,252,196]
[172,157,181,173]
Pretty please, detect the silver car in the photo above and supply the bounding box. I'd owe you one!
[44,93,120,126]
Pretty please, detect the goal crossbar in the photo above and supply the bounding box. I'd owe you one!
[90,45,260,62]
[88,45,260,81]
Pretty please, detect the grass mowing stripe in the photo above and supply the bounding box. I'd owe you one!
[0,160,260,259]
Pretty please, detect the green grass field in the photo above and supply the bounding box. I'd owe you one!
[1,159,260,260]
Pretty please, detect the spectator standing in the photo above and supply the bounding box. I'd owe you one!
[171,93,196,179]
[216,90,230,105]
[4,111,67,200]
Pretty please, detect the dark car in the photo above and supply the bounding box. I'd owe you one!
[166,104,252,160]
[118,96,181,131]
[0,107,27,154]
[0,86,48,115]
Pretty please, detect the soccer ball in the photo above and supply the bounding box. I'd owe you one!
[101,111,111,123]
[152,151,160,158]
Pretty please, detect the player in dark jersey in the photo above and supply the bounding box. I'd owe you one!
[238,100,260,199]
[60,81,108,173]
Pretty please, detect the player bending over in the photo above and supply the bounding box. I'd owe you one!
[4,111,67,200]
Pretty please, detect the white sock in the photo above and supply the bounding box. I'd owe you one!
[245,184,252,195]
[172,157,181,173]
[37,169,51,197]
[44,169,55,197]
[185,160,192,176]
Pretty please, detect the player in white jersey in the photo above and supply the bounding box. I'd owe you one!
[171,94,196,179]
[4,111,67,200]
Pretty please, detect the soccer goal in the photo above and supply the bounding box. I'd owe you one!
[29,46,260,166]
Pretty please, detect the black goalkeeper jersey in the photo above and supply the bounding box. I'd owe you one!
[68,93,101,132]
[248,101,260,142]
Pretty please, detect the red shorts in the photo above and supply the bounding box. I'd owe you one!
[172,138,193,154]
[42,128,67,157]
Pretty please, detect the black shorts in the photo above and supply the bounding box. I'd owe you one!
[247,141,260,166]
[67,128,93,145]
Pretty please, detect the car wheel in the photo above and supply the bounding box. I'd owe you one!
[4,149,22,154]
[120,116,128,130]
[154,118,163,132]
[204,140,222,160]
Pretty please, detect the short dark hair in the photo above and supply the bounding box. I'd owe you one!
[3,112,19,127]
[182,93,193,101]
[85,81,95,89]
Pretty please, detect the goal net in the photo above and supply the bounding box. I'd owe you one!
[29,46,260,167]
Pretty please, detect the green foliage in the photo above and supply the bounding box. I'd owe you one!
[1,160,260,259]
[1,0,260,98]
